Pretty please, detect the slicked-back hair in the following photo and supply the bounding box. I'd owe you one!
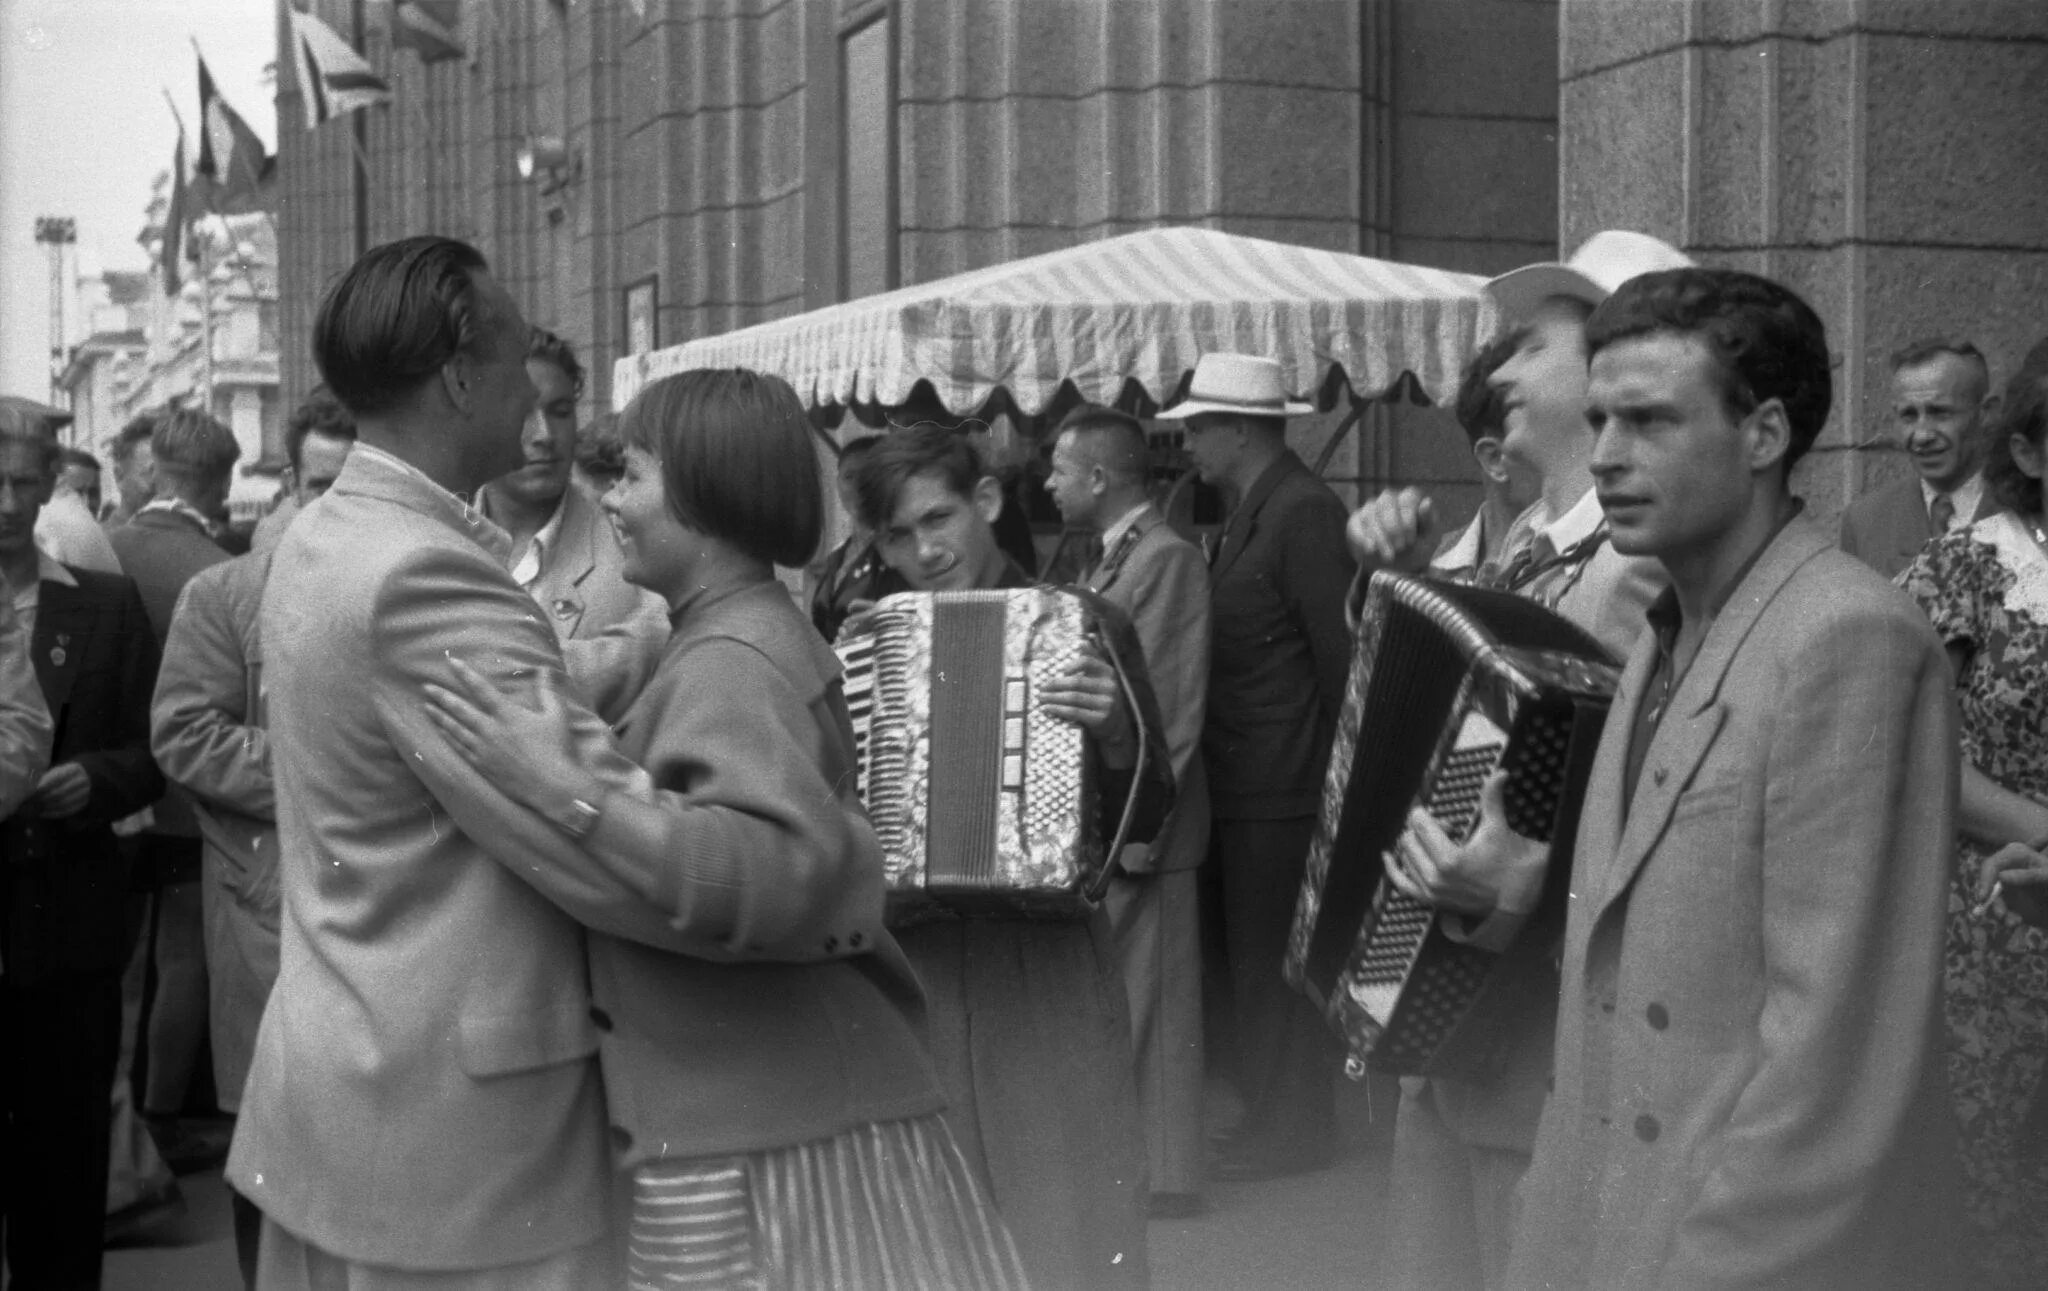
[55,447,100,476]
[313,236,494,417]
[286,384,359,472]
[1987,371,2048,517]
[151,408,242,488]
[838,433,882,470]
[1586,267,1832,470]
[528,326,584,395]
[1455,334,1519,446]
[109,411,160,466]
[1054,406,1150,487]
[852,421,986,532]
[1890,336,1990,403]
[617,368,823,567]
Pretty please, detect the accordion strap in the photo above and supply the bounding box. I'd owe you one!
[1084,624,1152,904]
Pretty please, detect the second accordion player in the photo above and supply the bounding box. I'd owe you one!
[1285,570,1620,1080]
[836,587,1130,920]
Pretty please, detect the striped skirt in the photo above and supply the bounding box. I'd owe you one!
[627,1113,1030,1291]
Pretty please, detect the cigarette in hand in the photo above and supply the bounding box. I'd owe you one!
[1973,880,2004,919]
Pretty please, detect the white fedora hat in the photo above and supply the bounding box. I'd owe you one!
[1485,230,1694,322]
[1155,352,1314,421]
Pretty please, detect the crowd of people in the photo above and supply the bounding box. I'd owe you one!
[2,223,2048,1291]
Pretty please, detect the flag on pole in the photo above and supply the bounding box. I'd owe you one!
[193,52,275,215]
[290,9,392,128]
[391,1,463,63]
[161,128,188,295]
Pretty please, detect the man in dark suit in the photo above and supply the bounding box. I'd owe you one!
[1048,407,1214,1215]
[0,419,164,1288]
[107,409,241,1162]
[1839,338,2001,578]
[1156,352,1356,1180]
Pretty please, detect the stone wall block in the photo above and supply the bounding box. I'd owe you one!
[1213,0,1357,88]
[1692,45,1768,249]
[1862,35,2048,247]
[1559,54,1687,249]
[1559,0,1689,81]
[1770,36,1856,246]
[1862,0,2048,40]
[1211,83,1358,219]
[1392,235,1554,277]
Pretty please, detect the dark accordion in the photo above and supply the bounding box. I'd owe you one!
[836,588,1106,920]
[1285,571,1619,1078]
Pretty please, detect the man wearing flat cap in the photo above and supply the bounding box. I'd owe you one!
[1159,352,1355,1180]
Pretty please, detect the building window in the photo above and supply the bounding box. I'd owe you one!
[840,11,894,300]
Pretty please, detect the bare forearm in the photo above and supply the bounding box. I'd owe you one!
[1959,760,2048,850]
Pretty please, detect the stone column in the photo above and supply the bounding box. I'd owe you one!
[1558,0,2048,522]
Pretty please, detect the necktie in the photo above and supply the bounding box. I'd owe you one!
[1930,493,1956,534]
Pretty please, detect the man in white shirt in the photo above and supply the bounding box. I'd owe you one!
[1839,338,2001,578]
[1430,336,1538,581]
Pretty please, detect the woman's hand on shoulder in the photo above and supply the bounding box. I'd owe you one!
[425,656,593,814]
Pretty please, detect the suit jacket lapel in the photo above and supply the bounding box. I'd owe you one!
[1089,505,1159,595]
[1592,517,1832,917]
[1211,454,1295,583]
[32,579,90,713]
[551,486,601,592]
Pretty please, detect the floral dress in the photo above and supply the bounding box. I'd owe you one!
[1901,510,2048,1288]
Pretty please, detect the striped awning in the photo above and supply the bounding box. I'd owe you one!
[610,226,1496,416]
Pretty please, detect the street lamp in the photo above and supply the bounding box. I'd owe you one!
[33,216,77,406]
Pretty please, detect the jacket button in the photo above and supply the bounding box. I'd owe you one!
[609,1126,632,1152]
[1645,1002,1669,1031]
[849,931,864,948]
[589,1006,613,1032]
[823,935,838,953]
[1653,767,1669,786]
[1599,998,1615,1015]
[1635,1114,1660,1143]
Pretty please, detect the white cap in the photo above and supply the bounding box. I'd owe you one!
[1154,352,1313,421]
[1484,230,1695,322]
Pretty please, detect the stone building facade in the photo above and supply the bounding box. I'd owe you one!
[274,0,1560,514]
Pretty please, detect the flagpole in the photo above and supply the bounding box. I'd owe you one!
[198,217,216,418]
[352,0,369,257]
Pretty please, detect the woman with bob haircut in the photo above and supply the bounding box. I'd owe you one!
[425,367,1027,1289]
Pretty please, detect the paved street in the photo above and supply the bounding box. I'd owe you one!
[107,1076,1399,1291]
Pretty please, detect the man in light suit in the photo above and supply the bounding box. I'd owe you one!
[1839,338,2001,578]
[1047,407,1212,1216]
[476,327,666,717]
[1407,268,1960,1288]
[226,236,764,1287]
[1159,352,1356,1181]
[150,405,356,1288]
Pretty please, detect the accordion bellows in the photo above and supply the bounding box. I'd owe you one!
[1286,572,1619,1079]
[837,588,1103,919]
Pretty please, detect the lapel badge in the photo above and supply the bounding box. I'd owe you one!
[550,597,579,620]
[50,632,70,668]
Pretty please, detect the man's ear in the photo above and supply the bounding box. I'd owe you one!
[1472,437,1510,486]
[440,354,475,414]
[971,475,1005,524]
[1746,398,1793,474]
[2011,429,2045,483]
[279,465,299,497]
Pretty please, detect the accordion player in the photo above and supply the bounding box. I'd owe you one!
[835,586,1161,920]
[1285,570,1620,1079]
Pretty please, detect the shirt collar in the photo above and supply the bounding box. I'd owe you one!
[508,492,571,585]
[1099,501,1150,553]
[137,496,217,534]
[350,443,511,562]
[1429,512,1486,573]
[1921,472,1983,526]
[1536,486,1606,549]
[37,550,78,589]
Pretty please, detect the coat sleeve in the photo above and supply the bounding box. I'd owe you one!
[1660,600,1956,1288]
[1280,490,1359,734]
[1111,539,1210,873]
[370,542,744,955]
[575,636,887,962]
[151,571,273,818]
[68,578,166,822]
[0,596,51,820]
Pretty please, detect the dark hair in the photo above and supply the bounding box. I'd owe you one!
[286,384,359,472]
[1054,406,1150,486]
[151,408,242,486]
[1890,337,1990,401]
[0,429,60,481]
[1454,333,1520,446]
[838,434,882,469]
[1585,267,1832,470]
[312,236,496,417]
[55,447,100,476]
[1986,371,2048,517]
[527,327,584,395]
[109,411,160,465]
[575,411,624,485]
[617,368,823,566]
[852,421,987,531]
